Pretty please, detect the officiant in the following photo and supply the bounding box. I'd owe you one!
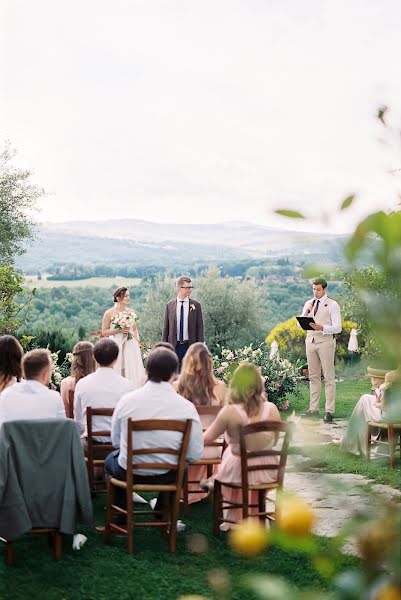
[300,277,342,423]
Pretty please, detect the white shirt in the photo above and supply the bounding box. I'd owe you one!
[112,380,204,474]
[176,296,189,341]
[301,294,342,335]
[74,367,134,442]
[0,380,66,429]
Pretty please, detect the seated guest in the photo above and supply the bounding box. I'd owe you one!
[174,342,226,504]
[106,347,203,517]
[74,338,133,442]
[340,366,401,456]
[201,363,281,530]
[0,335,23,394]
[60,341,96,416]
[0,349,66,427]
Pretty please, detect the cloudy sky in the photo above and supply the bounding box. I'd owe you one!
[1,0,401,233]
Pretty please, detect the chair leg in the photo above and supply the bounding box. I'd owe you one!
[213,480,222,535]
[53,532,62,560]
[126,485,134,555]
[388,427,395,469]
[5,542,13,566]
[169,492,179,553]
[87,460,94,496]
[104,479,113,544]
[258,490,266,523]
[366,425,371,461]
[183,471,189,518]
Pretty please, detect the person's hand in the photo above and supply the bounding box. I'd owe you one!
[123,326,131,334]
[305,301,314,314]
[310,323,324,331]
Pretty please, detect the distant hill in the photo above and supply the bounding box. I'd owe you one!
[16,219,348,272]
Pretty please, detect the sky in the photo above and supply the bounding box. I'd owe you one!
[1,0,401,233]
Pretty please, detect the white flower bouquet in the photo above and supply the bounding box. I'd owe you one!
[111,311,137,340]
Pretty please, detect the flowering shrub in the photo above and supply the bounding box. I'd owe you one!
[49,351,72,390]
[266,317,358,363]
[213,344,301,410]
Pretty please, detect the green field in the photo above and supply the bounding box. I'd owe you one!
[24,275,142,289]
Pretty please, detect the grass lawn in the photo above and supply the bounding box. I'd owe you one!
[0,496,358,600]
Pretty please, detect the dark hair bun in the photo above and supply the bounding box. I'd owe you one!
[113,287,128,303]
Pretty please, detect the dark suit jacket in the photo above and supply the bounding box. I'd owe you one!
[162,298,204,348]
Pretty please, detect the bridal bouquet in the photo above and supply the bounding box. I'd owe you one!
[111,311,137,340]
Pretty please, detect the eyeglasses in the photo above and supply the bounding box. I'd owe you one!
[181,286,193,289]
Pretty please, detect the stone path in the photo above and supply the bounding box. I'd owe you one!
[278,417,401,554]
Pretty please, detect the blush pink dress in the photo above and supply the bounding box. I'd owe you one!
[212,402,279,530]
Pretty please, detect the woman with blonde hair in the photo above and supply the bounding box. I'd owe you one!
[174,342,226,503]
[60,341,96,416]
[202,362,281,529]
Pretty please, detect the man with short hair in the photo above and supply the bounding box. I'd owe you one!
[0,349,66,427]
[106,347,203,516]
[300,277,342,423]
[74,338,134,442]
[162,275,204,369]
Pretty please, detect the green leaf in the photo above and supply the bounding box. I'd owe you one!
[340,195,355,210]
[275,209,305,219]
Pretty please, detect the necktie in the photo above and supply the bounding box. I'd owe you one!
[313,300,320,316]
[179,301,184,341]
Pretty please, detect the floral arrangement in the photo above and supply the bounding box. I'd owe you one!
[110,311,137,340]
[213,343,302,410]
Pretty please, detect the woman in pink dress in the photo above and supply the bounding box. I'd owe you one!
[174,342,226,504]
[0,335,23,394]
[202,362,281,530]
[60,341,96,417]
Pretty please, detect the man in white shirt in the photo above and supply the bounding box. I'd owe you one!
[0,349,66,428]
[300,277,342,423]
[106,347,203,516]
[74,338,134,442]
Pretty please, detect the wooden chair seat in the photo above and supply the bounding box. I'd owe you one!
[366,420,401,468]
[110,478,177,492]
[104,418,191,553]
[212,421,292,534]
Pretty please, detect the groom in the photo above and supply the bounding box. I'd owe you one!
[162,276,204,369]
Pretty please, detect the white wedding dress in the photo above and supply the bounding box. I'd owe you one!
[111,326,145,389]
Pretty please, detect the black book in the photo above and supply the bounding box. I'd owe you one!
[296,316,316,331]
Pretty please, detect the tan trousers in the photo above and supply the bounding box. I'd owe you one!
[306,337,336,413]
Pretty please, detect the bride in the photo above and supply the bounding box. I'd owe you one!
[101,286,145,388]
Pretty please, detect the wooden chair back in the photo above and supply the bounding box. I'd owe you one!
[67,389,75,419]
[239,420,293,496]
[86,407,115,493]
[126,418,191,490]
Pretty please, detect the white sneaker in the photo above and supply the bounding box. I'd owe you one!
[167,520,186,533]
[149,498,157,510]
[133,493,148,504]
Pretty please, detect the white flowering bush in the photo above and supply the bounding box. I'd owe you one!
[49,350,72,390]
[213,344,302,410]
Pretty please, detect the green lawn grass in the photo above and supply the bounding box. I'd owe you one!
[0,496,357,600]
[285,379,370,419]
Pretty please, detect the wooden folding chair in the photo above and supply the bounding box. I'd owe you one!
[182,405,225,516]
[104,418,191,554]
[366,421,401,468]
[86,407,115,494]
[213,421,292,534]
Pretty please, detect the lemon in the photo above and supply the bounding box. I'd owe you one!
[229,519,269,557]
[277,494,314,537]
[375,584,401,600]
